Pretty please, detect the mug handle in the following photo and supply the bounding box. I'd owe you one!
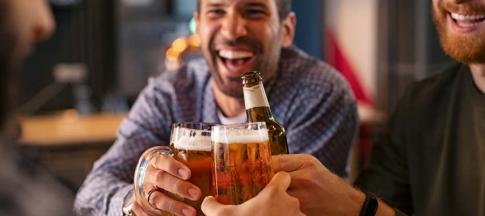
[133,146,173,209]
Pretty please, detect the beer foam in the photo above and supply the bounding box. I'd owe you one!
[173,133,212,152]
[212,128,269,144]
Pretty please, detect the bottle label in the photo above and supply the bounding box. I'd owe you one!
[243,85,270,109]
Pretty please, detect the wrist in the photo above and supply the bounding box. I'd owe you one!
[349,190,395,216]
[375,199,395,216]
[348,189,367,216]
[359,192,378,216]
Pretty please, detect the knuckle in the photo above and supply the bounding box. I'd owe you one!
[154,170,169,184]
[263,185,280,197]
[155,154,172,167]
[148,190,162,205]
[154,196,172,211]
[303,157,319,168]
[290,196,301,208]
[155,155,185,175]
[152,154,170,167]
[156,196,187,216]
[166,161,182,173]
[153,171,191,196]
[174,180,190,192]
[303,156,314,164]
[151,192,171,210]
[158,153,172,160]
[309,156,322,166]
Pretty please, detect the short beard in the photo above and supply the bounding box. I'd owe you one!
[213,76,245,98]
[433,2,485,64]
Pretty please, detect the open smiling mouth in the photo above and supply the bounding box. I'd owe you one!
[217,50,256,77]
[449,12,485,28]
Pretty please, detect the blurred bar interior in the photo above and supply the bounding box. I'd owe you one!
[18,0,452,192]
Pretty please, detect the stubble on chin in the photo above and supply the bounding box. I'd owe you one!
[216,79,244,98]
[433,4,485,64]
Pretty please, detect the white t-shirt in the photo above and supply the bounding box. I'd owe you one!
[217,111,247,124]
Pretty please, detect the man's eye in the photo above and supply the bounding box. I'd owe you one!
[207,9,225,16]
[245,8,266,18]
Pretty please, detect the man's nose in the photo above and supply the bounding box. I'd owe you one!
[33,2,55,42]
[221,14,248,40]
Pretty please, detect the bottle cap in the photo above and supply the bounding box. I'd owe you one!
[241,71,262,86]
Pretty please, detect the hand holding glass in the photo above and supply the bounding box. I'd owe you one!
[133,123,214,216]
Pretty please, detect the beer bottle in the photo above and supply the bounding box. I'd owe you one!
[241,71,289,155]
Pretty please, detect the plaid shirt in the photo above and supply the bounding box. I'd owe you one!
[74,46,358,215]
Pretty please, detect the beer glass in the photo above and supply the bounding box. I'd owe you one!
[212,122,274,205]
[134,122,214,216]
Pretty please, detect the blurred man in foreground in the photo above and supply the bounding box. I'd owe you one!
[201,0,485,215]
[75,0,358,215]
[0,0,73,215]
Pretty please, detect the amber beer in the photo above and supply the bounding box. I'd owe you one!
[134,123,214,216]
[241,71,289,155]
[212,123,273,205]
[170,123,214,216]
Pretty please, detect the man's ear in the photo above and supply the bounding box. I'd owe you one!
[281,12,296,47]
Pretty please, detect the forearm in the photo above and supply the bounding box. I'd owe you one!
[75,171,133,216]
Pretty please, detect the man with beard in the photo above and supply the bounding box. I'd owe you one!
[0,0,73,215]
[199,0,485,215]
[74,0,358,215]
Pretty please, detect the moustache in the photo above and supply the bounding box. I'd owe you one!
[441,1,485,14]
[212,37,262,52]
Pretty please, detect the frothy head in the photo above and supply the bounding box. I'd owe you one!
[172,128,212,151]
[211,128,269,144]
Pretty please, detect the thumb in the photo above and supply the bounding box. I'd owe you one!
[271,154,307,173]
[266,171,292,191]
[201,196,230,216]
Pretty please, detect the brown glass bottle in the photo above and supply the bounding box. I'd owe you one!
[241,71,289,155]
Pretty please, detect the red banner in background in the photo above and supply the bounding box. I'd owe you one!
[325,30,377,165]
[325,30,374,107]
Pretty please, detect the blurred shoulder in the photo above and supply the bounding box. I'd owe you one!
[279,46,353,97]
[402,62,463,107]
[406,62,462,98]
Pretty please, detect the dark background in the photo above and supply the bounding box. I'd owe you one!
[20,0,451,115]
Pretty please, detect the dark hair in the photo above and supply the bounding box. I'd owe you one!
[276,0,292,20]
[196,0,292,21]
[0,0,16,131]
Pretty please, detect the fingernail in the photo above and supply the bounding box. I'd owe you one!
[182,208,194,216]
[188,188,200,200]
[178,169,189,179]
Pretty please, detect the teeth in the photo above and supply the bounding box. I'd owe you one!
[451,13,485,21]
[219,50,254,60]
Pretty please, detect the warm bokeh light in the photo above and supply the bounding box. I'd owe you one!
[165,47,181,61]
[188,34,200,48]
[171,38,188,53]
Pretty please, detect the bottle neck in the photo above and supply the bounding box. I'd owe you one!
[243,82,270,110]
[246,106,274,122]
[243,82,274,122]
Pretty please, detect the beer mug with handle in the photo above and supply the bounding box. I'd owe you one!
[134,122,214,216]
[212,122,274,205]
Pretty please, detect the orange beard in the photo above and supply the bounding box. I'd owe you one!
[433,1,485,64]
